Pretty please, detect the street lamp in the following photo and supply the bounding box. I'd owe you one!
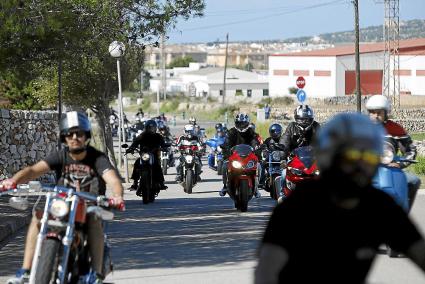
[109,41,129,182]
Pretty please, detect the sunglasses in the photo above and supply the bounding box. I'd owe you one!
[64,130,86,138]
[342,149,380,166]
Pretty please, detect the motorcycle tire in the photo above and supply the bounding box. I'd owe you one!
[217,161,223,176]
[239,179,250,212]
[141,170,151,204]
[270,174,280,201]
[35,238,61,284]
[185,169,194,194]
[162,159,168,175]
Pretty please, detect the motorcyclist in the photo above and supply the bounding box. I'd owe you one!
[175,124,203,183]
[135,108,144,119]
[366,94,420,209]
[2,111,124,284]
[219,113,262,197]
[208,125,226,169]
[127,119,168,192]
[259,123,285,188]
[255,113,425,284]
[158,120,175,167]
[189,116,197,126]
[281,105,320,160]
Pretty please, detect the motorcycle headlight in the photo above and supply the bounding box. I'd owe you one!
[231,161,243,169]
[185,155,194,163]
[272,151,281,161]
[142,153,150,161]
[314,169,320,176]
[246,160,255,169]
[381,143,395,165]
[50,199,69,218]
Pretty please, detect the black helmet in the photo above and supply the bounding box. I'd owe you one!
[234,113,250,132]
[215,123,223,131]
[59,111,91,142]
[144,119,157,134]
[269,123,283,140]
[294,105,314,130]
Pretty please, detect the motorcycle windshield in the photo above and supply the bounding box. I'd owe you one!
[292,146,315,168]
[232,144,253,157]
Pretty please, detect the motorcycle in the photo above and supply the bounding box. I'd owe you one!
[261,143,285,200]
[127,121,145,142]
[109,114,118,137]
[372,139,417,257]
[160,142,173,175]
[178,140,201,194]
[124,144,160,204]
[206,136,225,175]
[275,146,319,201]
[1,181,124,284]
[226,144,259,212]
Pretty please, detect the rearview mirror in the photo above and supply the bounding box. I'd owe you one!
[121,144,129,149]
[9,196,29,211]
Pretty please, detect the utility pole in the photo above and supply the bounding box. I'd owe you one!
[353,0,361,112]
[161,32,167,101]
[222,33,229,105]
[57,59,62,149]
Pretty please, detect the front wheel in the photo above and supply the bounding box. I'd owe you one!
[217,160,223,176]
[140,170,151,204]
[270,174,280,200]
[185,169,194,194]
[162,159,168,175]
[239,179,250,212]
[35,238,61,284]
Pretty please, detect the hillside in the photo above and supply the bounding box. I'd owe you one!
[283,19,425,44]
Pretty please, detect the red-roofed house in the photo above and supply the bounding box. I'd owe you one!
[269,38,425,98]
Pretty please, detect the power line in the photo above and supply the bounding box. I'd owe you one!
[171,0,348,33]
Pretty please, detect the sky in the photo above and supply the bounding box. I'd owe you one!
[167,0,425,43]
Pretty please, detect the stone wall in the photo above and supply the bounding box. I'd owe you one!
[0,109,58,180]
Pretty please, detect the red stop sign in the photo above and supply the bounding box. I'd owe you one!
[296,76,306,89]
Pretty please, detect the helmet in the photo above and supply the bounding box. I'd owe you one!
[294,105,314,130]
[144,119,157,134]
[269,123,283,140]
[60,111,91,142]
[215,123,223,131]
[315,113,385,187]
[184,124,195,138]
[157,120,165,130]
[234,113,250,132]
[365,95,390,113]
[189,117,197,125]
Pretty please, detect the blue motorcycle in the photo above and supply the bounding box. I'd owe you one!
[206,137,226,175]
[261,144,285,200]
[372,140,417,257]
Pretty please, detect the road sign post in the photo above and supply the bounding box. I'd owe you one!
[296,76,306,89]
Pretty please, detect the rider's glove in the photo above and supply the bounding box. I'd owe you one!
[0,178,17,192]
[125,148,134,154]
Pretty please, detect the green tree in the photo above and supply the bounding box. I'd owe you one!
[0,0,205,166]
[167,56,194,68]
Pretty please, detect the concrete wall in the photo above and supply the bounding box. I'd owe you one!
[0,109,58,180]
[399,55,425,96]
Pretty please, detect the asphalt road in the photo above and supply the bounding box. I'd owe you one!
[1,158,425,283]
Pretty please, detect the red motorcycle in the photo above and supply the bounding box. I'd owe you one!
[276,146,319,200]
[226,144,259,212]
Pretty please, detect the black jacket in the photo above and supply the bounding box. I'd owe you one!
[129,131,165,153]
[223,127,260,159]
[282,121,320,159]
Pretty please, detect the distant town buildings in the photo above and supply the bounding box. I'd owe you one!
[269,38,425,98]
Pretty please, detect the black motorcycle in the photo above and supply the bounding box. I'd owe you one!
[261,143,285,200]
[124,144,160,204]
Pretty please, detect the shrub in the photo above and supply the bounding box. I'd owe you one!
[273,96,294,106]
[411,155,425,176]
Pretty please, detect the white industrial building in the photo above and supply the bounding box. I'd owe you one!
[150,66,269,102]
[269,38,425,98]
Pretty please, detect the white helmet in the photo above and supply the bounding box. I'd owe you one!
[365,95,390,113]
[184,124,195,137]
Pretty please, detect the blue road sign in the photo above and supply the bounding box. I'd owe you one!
[296,89,307,103]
